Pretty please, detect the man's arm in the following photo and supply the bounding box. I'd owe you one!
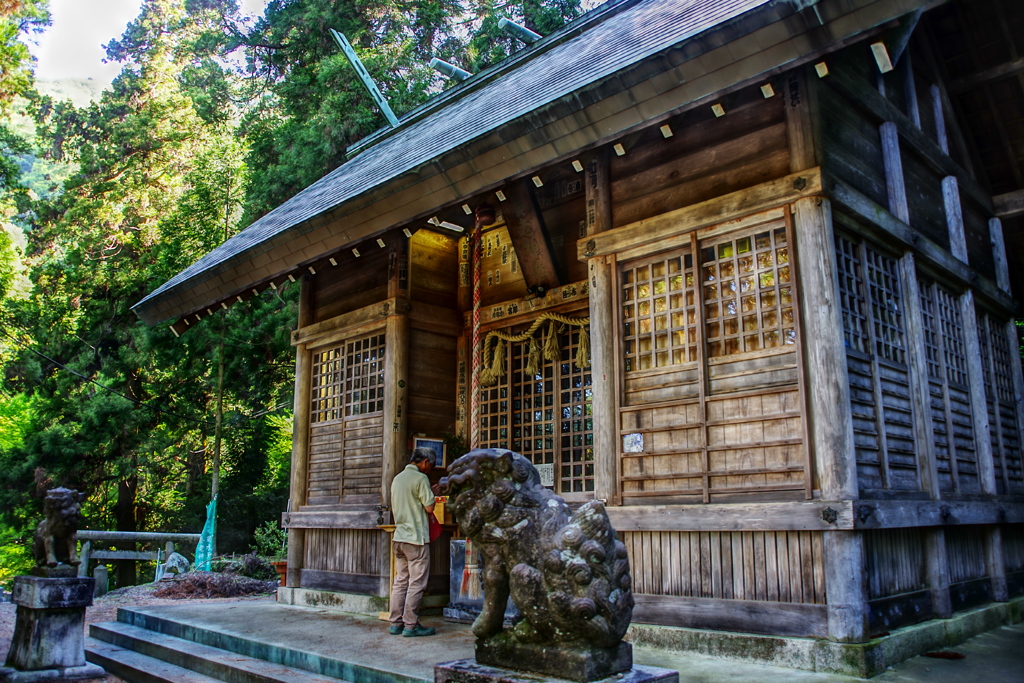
[419,477,436,514]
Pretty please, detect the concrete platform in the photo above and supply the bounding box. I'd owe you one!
[82,599,1024,683]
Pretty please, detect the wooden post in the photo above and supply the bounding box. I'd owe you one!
[589,256,618,505]
[924,530,953,618]
[785,68,817,173]
[943,177,967,262]
[286,276,314,588]
[793,197,858,500]
[382,309,410,507]
[585,148,618,504]
[899,255,940,498]
[985,526,1009,602]
[930,84,948,154]
[792,197,867,642]
[1006,319,1024,477]
[880,122,909,224]
[990,218,1011,293]
[959,290,996,495]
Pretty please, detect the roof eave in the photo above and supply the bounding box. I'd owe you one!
[134,0,927,329]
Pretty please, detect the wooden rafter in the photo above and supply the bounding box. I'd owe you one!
[500,179,561,294]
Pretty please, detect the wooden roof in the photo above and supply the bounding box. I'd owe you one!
[133,0,944,328]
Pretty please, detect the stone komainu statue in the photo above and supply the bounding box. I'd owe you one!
[33,487,84,568]
[440,449,634,649]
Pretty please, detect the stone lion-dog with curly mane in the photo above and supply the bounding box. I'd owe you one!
[33,487,84,569]
[439,449,633,650]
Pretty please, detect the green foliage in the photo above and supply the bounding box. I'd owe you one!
[251,520,287,560]
[0,0,585,586]
[0,524,34,591]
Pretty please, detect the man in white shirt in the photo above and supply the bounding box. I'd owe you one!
[388,448,437,636]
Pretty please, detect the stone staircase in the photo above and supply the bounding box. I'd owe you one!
[85,606,429,683]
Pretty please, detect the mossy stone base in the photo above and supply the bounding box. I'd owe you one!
[436,659,678,683]
[475,634,632,682]
[626,595,1024,678]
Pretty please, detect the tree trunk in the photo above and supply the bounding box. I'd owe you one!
[114,473,138,587]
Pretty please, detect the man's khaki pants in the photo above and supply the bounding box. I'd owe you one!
[389,541,431,628]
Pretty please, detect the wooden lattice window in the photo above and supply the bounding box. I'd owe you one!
[919,277,978,494]
[833,233,919,492]
[621,253,697,372]
[306,331,386,505]
[311,333,385,423]
[701,226,794,358]
[478,322,594,495]
[977,310,1024,494]
[864,248,905,364]
[835,235,870,353]
[616,215,810,504]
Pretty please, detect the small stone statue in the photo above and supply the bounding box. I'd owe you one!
[439,449,634,681]
[2,487,105,681]
[32,488,84,571]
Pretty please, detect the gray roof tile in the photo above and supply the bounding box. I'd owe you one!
[134,0,772,321]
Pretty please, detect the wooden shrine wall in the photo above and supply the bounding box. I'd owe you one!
[617,215,809,504]
[812,34,1024,638]
[821,38,1024,501]
[623,529,827,636]
[408,231,460,440]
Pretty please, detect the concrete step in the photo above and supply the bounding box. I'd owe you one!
[111,607,430,683]
[87,622,349,683]
[86,637,222,683]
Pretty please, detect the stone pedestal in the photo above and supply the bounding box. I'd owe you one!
[476,638,633,682]
[435,660,679,683]
[0,574,105,682]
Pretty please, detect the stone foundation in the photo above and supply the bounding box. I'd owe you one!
[436,659,679,683]
[475,637,632,682]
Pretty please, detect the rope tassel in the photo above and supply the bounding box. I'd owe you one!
[576,326,591,369]
[525,337,542,377]
[544,320,560,362]
[479,337,497,387]
[492,338,506,380]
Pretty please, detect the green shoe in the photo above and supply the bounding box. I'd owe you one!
[389,624,403,635]
[402,624,436,637]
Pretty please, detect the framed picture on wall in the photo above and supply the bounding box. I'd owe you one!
[413,437,447,468]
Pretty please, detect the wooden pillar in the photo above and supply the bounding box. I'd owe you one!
[960,290,996,495]
[589,256,618,505]
[880,122,909,224]
[793,197,858,500]
[383,242,411,510]
[1007,318,1024,461]
[930,85,948,154]
[899,256,940,497]
[585,148,618,505]
[792,196,867,641]
[286,276,314,587]
[785,67,818,173]
[943,177,967,262]
[899,254,952,616]
[383,310,410,505]
[986,526,1009,602]
[944,176,996,495]
[990,218,1011,294]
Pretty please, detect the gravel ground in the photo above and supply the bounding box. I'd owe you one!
[0,583,276,682]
